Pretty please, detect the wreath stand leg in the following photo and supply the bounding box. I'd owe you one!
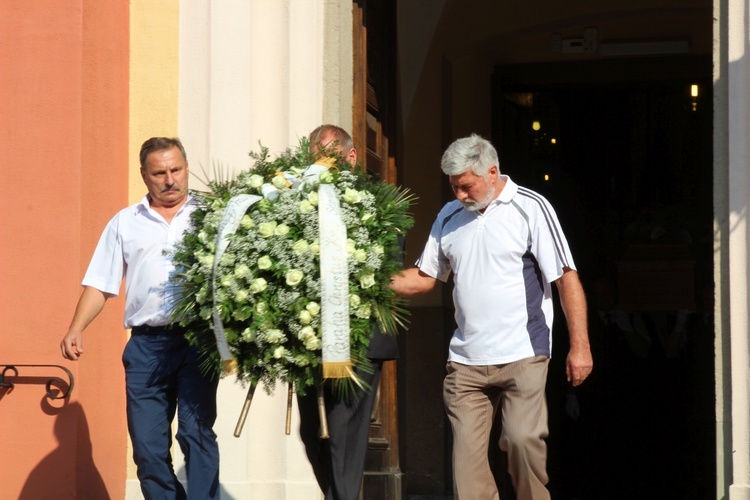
[317,382,330,439]
[285,383,294,435]
[233,384,256,438]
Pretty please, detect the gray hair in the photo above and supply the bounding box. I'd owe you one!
[441,133,499,178]
[139,137,187,169]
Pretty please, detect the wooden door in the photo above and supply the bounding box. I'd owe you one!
[352,1,403,498]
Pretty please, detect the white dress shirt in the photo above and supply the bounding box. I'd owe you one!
[82,195,198,328]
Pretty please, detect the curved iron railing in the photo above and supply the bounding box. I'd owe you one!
[0,364,75,400]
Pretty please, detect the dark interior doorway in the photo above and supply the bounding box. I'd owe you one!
[490,55,715,500]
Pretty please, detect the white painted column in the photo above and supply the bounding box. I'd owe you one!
[726,0,750,498]
[176,0,355,498]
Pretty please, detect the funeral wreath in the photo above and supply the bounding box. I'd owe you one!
[169,139,415,397]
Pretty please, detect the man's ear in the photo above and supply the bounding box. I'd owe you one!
[347,147,358,166]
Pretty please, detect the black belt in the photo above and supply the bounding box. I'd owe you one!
[131,324,186,336]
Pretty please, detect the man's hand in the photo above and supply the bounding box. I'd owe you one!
[390,267,437,297]
[566,345,593,387]
[59,286,110,361]
[61,329,84,360]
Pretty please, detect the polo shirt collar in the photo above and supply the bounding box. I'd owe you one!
[496,175,517,204]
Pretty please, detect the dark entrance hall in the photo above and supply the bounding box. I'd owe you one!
[491,56,715,499]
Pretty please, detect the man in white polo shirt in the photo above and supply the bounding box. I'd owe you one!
[60,137,220,499]
[391,133,592,500]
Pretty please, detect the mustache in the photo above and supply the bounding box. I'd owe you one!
[161,185,183,193]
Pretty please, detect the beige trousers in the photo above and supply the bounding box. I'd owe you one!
[443,356,550,500]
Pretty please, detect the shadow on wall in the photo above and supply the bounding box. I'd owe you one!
[19,401,109,499]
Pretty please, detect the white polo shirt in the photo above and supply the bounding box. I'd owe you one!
[416,176,576,365]
[82,195,198,329]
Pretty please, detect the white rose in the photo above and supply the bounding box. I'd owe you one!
[298,310,313,325]
[310,239,320,254]
[273,346,286,358]
[291,239,309,255]
[298,326,315,340]
[307,191,319,205]
[319,170,334,184]
[257,255,273,270]
[255,301,268,314]
[272,174,289,190]
[295,357,310,367]
[349,294,361,308]
[266,329,285,343]
[240,214,255,230]
[299,200,314,213]
[220,252,236,266]
[250,278,267,293]
[286,269,304,287]
[198,253,214,268]
[234,264,251,279]
[248,174,264,189]
[353,248,367,263]
[306,301,321,316]
[346,239,356,255]
[196,286,208,304]
[274,224,290,236]
[342,188,362,204]
[356,303,372,319]
[235,289,249,303]
[303,335,322,351]
[358,271,376,289]
[258,221,277,238]
[241,328,256,341]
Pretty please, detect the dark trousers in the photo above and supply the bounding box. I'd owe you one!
[123,328,220,500]
[297,362,382,500]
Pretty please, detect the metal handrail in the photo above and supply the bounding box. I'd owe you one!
[0,364,75,400]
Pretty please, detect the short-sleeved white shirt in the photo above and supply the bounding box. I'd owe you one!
[416,176,576,365]
[82,195,198,329]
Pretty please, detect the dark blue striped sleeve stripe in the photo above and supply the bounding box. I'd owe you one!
[516,187,571,265]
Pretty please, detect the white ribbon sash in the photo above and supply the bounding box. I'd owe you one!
[213,194,262,360]
[317,184,352,378]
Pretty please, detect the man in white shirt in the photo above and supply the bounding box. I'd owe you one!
[391,134,592,500]
[60,137,220,499]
